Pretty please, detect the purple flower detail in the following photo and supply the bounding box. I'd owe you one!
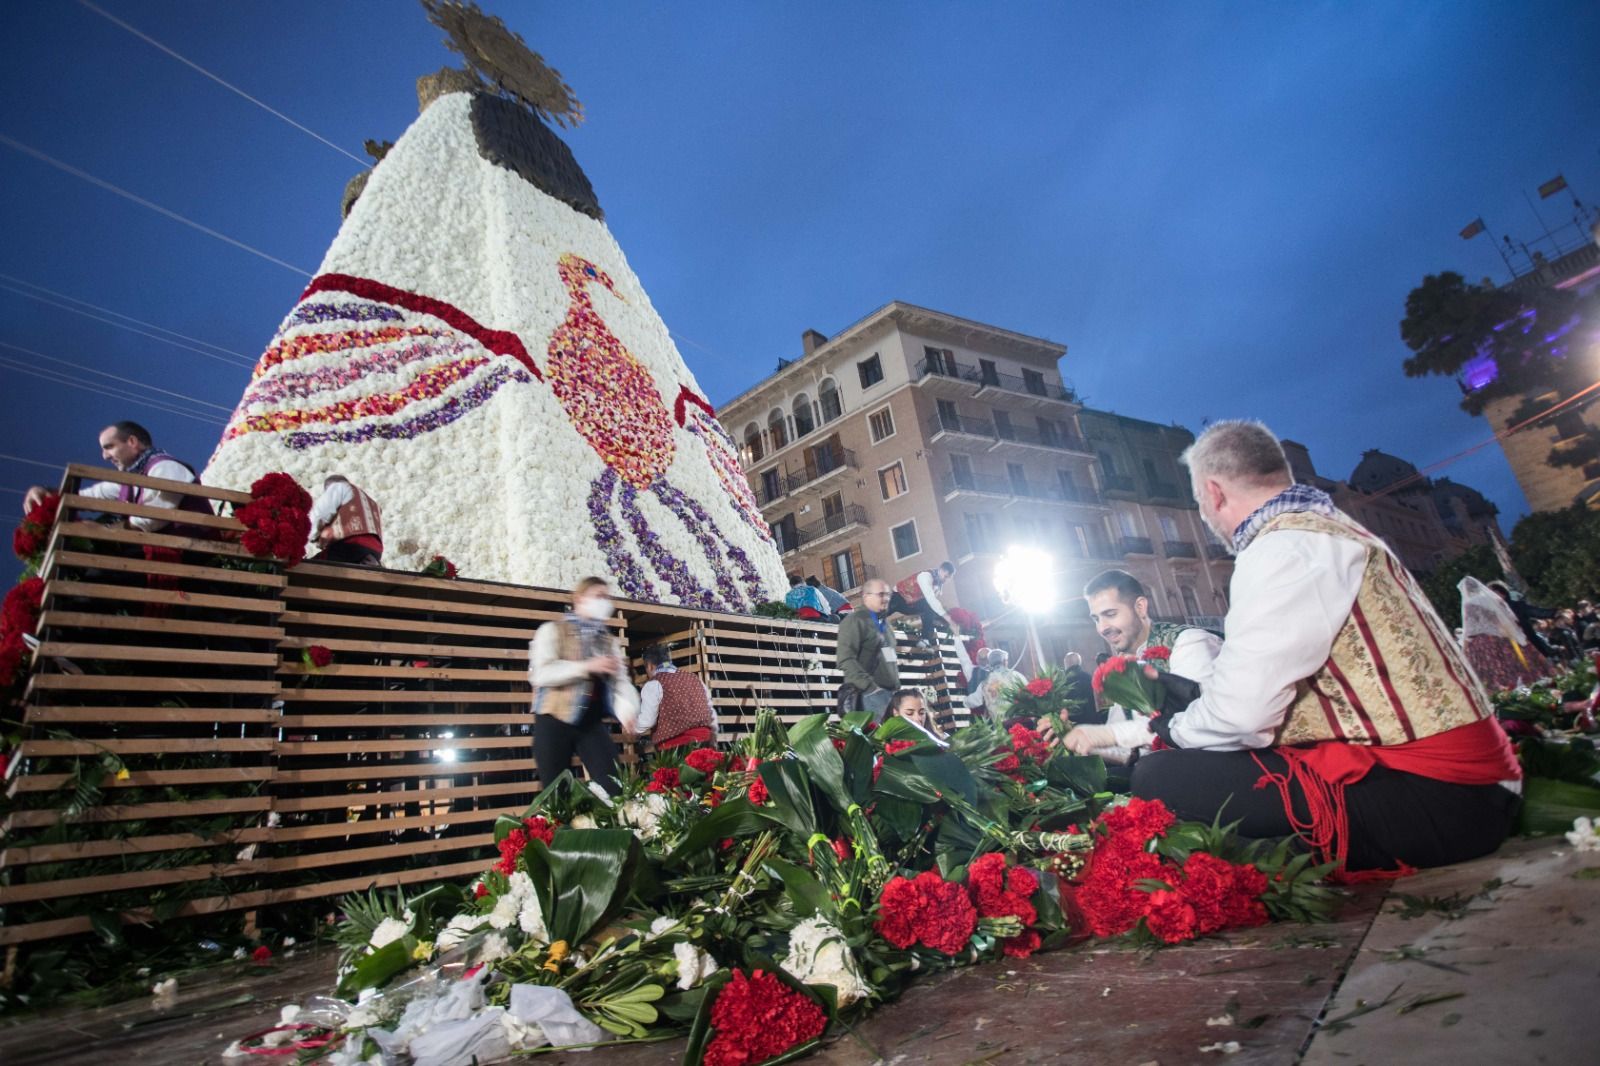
[588,469,654,601]
[658,482,765,610]
[243,335,474,407]
[287,301,403,327]
[619,481,722,610]
[284,364,530,449]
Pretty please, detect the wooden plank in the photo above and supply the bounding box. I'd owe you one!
[53,519,253,557]
[38,610,284,641]
[9,766,272,793]
[272,758,530,784]
[272,779,534,813]
[275,736,529,756]
[51,550,287,588]
[293,561,577,603]
[284,585,552,622]
[279,610,533,641]
[277,663,524,682]
[278,636,528,661]
[279,713,530,728]
[36,642,281,668]
[64,463,253,505]
[0,859,265,904]
[27,675,279,695]
[259,832,493,873]
[4,797,269,830]
[0,859,489,946]
[59,493,240,532]
[44,579,286,614]
[270,805,525,842]
[1,827,274,865]
[19,738,274,756]
[23,706,279,725]
[279,689,526,703]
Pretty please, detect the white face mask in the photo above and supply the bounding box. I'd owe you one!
[576,595,614,621]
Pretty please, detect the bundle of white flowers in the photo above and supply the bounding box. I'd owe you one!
[780,915,871,1007]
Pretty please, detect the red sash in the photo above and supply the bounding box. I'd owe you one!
[1253,717,1519,874]
[654,727,713,751]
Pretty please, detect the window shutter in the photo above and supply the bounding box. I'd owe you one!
[822,554,837,590]
[803,446,819,480]
[849,544,866,588]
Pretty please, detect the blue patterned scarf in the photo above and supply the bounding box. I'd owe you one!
[1232,483,1337,553]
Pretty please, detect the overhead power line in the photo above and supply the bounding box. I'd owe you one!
[0,133,313,278]
[0,278,256,369]
[0,451,70,473]
[77,0,369,167]
[0,353,226,425]
[0,340,234,412]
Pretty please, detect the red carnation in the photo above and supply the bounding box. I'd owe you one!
[305,645,333,669]
[703,969,826,1066]
[684,748,725,775]
[747,776,769,805]
[646,766,681,794]
[1024,676,1054,698]
[523,816,556,846]
[831,837,851,862]
[235,472,312,568]
[1141,645,1171,662]
[473,882,488,899]
[1002,930,1041,958]
[884,739,917,756]
[250,945,272,963]
[1144,888,1200,944]
[12,526,42,561]
[1090,654,1136,695]
[495,828,529,875]
[0,633,25,689]
[875,870,977,955]
[831,738,847,752]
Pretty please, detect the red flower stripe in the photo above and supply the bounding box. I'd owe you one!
[226,357,489,439]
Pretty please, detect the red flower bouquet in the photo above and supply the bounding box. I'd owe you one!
[12,491,60,566]
[702,969,826,1066]
[301,645,334,670]
[967,852,1043,957]
[1024,676,1054,698]
[494,816,558,876]
[684,748,725,775]
[421,554,458,579]
[875,869,978,955]
[0,577,44,689]
[1090,655,1163,715]
[646,766,681,794]
[235,473,313,567]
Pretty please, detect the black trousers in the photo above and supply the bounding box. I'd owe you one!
[314,539,382,566]
[1130,748,1519,872]
[886,592,944,642]
[533,714,619,795]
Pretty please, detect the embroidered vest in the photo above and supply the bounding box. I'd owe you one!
[116,450,216,534]
[534,620,620,725]
[894,572,936,604]
[328,483,383,543]
[1259,510,1492,746]
[653,671,713,744]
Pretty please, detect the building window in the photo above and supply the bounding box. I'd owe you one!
[742,422,763,463]
[1007,462,1028,495]
[858,353,883,389]
[936,398,960,430]
[1099,450,1119,476]
[1057,468,1077,499]
[1158,514,1181,541]
[1037,417,1059,446]
[818,379,842,423]
[1118,510,1142,537]
[831,549,857,591]
[774,513,797,552]
[879,461,909,500]
[1180,585,1200,617]
[924,346,957,376]
[822,492,846,527]
[792,394,815,439]
[767,409,788,450]
[964,511,999,554]
[868,406,896,442]
[950,452,974,489]
[994,409,1014,440]
[978,358,999,386]
[891,519,921,560]
[760,468,782,503]
[1023,368,1046,396]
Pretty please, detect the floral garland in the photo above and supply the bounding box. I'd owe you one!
[287,301,403,327]
[229,357,492,439]
[240,334,477,408]
[285,363,531,449]
[255,324,445,378]
[234,473,313,567]
[12,492,59,571]
[0,577,44,690]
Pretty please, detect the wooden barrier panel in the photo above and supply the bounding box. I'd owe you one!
[1,466,968,953]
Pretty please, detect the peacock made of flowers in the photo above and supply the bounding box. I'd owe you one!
[206,2,782,608]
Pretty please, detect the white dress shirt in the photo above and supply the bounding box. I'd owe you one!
[78,459,197,532]
[309,480,355,532]
[636,663,718,736]
[1102,627,1225,756]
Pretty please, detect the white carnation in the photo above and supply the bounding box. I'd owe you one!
[478,932,512,965]
[368,916,411,951]
[619,793,671,843]
[673,941,718,990]
[1567,816,1600,852]
[781,915,870,1007]
[487,892,521,931]
[570,813,598,829]
[645,915,678,941]
[435,912,490,953]
[518,891,549,944]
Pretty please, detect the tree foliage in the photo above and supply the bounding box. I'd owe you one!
[1509,504,1600,607]
[1418,543,1500,624]
[1399,270,1600,485]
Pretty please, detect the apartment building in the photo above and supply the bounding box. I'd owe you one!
[1077,410,1235,629]
[718,302,1113,668]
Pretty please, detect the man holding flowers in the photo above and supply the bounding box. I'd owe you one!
[1059,420,1520,873]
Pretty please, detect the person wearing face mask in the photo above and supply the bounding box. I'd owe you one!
[528,576,639,794]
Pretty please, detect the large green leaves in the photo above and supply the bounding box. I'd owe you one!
[521,828,643,946]
[787,714,852,812]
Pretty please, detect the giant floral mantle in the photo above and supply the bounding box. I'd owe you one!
[204,91,786,608]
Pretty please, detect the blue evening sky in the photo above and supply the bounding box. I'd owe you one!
[3,1,1598,582]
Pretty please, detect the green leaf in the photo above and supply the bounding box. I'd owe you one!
[667,797,769,865]
[337,939,413,996]
[788,714,853,812]
[1517,776,1600,836]
[753,761,819,839]
[494,814,526,844]
[1043,753,1107,797]
[527,829,643,947]
[763,857,830,919]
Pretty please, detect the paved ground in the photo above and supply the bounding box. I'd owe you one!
[0,838,1588,1065]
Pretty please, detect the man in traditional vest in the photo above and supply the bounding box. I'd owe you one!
[886,561,957,648]
[25,421,215,537]
[1070,420,1520,873]
[1065,569,1222,765]
[635,644,718,750]
[309,475,384,566]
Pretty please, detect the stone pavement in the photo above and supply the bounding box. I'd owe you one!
[0,838,1587,1065]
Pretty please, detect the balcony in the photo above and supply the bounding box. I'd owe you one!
[925,412,998,446]
[990,422,1094,456]
[911,355,1077,408]
[911,354,980,397]
[1163,540,1199,559]
[782,504,870,555]
[754,446,857,508]
[1101,474,1136,493]
[940,471,1013,501]
[1121,535,1154,555]
[938,468,1107,509]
